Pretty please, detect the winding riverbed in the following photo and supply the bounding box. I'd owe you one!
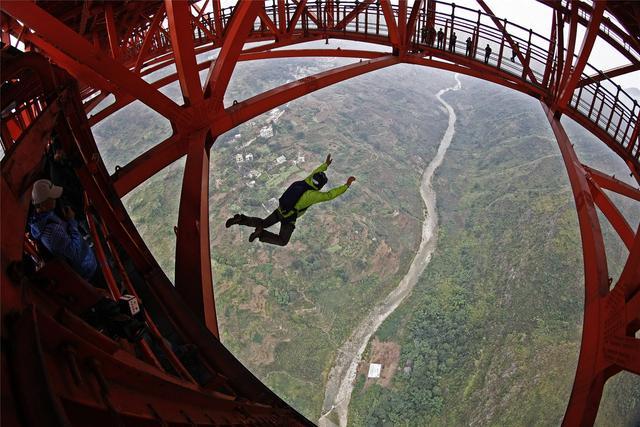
[318,74,462,427]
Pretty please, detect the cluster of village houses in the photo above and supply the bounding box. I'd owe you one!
[231,107,306,190]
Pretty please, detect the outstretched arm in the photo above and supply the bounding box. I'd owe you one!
[297,176,356,211]
[304,154,332,182]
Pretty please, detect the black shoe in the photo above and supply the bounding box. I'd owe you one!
[225,214,243,228]
[249,227,262,242]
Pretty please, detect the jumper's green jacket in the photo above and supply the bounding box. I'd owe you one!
[278,162,348,219]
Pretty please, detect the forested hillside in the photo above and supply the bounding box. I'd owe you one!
[347,75,640,426]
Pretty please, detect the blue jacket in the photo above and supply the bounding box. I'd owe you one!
[30,210,97,280]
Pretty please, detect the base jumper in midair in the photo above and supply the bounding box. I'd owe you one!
[226,154,356,246]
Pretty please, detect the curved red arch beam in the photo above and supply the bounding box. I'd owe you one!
[542,102,610,426]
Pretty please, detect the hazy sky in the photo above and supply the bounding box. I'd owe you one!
[212,0,638,89]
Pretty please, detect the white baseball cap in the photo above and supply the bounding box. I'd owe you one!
[31,179,63,205]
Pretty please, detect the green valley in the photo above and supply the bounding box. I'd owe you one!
[92,51,639,425]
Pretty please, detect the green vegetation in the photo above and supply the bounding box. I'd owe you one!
[93,54,639,425]
[348,76,640,426]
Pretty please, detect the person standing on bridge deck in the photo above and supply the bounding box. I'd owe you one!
[511,42,519,62]
[427,27,436,46]
[421,24,428,44]
[484,43,492,64]
[437,28,445,49]
[225,154,356,247]
[449,32,457,53]
[466,37,473,57]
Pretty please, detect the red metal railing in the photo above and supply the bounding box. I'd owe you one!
[93,0,637,168]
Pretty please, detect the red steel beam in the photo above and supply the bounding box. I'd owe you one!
[166,0,205,108]
[582,164,640,202]
[112,133,186,197]
[557,0,579,101]
[554,8,565,95]
[397,0,407,48]
[576,63,640,88]
[628,290,640,331]
[538,0,640,67]
[476,0,539,85]
[587,179,635,250]
[134,4,166,73]
[174,130,218,336]
[1,1,190,129]
[203,0,262,112]
[1,12,11,45]
[192,12,217,43]
[405,55,542,97]
[542,102,610,427]
[240,34,325,54]
[406,0,423,46]
[562,107,639,173]
[617,224,640,302]
[292,0,321,28]
[604,222,640,374]
[211,55,399,134]
[90,46,383,127]
[288,0,307,32]
[104,3,120,59]
[542,11,557,88]
[192,0,210,20]
[557,1,606,109]
[334,0,374,31]
[380,0,400,48]
[257,6,279,36]
[278,0,287,34]
[606,337,640,375]
[326,0,334,28]
[240,48,386,61]
[212,0,223,36]
[20,30,120,96]
[629,113,640,156]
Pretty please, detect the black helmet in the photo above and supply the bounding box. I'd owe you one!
[312,172,328,190]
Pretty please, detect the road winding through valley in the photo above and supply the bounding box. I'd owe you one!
[318,74,462,427]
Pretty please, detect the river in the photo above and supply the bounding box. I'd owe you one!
[318,74,462,427]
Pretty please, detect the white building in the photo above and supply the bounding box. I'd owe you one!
[275,155,286,165]
[235,154,244,163]
[268,108,285,123]
[297,154,305,163]
[245,153,254,162]
[247,180,256,188]
[368,363,382,379]
[260,125,274,138]
[267,197,279,210]
[249,169,262,179]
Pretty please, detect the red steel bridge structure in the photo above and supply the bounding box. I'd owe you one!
[0,0,639,425]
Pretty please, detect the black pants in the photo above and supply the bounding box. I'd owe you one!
[237,210,295,246]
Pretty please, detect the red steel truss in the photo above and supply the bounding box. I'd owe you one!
[0,1,638,425]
